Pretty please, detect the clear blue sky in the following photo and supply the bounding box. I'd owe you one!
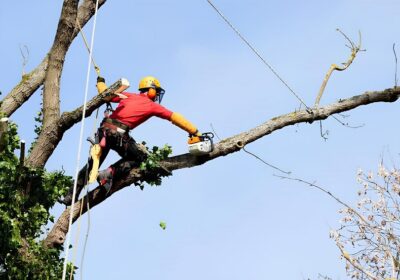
[1,1,399,279]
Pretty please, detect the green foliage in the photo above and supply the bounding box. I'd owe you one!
[33,110,43,138]
[140,144,172,171]
[159,221,167,230]
[137,144,172,189]
[0,122,74,279]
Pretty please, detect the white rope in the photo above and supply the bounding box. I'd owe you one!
[206,0,310,110]
[61,0,100,279]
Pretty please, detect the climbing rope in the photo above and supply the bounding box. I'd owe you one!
[61,0,100,279]
[69,164,91,280]
[206,0,311,111]
[77,19,101,76]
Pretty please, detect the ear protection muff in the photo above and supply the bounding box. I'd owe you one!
[147,88,157,100]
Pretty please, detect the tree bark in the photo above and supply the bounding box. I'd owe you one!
[26,80,128,168]
[42,0,79,128]
[43,86,400,248]
[0,0,107,117]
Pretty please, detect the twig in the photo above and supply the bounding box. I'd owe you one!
[332,115,365,129]
[19,44,29,77]
[319,120,329,141]
[314,30,363,107]
[394,43,398,88]
[242,146,291,175]
[274,174,355,210]
[335,241,378,280]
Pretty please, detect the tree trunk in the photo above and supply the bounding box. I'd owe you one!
[42,0,79,128]
[0,0,107,118]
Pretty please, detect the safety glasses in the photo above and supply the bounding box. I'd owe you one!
[156,88,165,104]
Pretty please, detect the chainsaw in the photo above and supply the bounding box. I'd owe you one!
[188,132,214,155]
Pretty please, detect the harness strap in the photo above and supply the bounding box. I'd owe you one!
[102,118,130,132]
[104,102,114,118]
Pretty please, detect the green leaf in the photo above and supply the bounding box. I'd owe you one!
[159,221,167,230]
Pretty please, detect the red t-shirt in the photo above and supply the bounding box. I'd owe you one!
[109,92,173,129]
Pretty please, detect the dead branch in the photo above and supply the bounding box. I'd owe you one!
[314,30,363,107]
[19,44,29,77]
[394,43,398,87]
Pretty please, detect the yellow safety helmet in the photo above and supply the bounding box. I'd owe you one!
[138,76,165,103]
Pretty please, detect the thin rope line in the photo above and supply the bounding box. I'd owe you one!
[69,165,89,280]
[77,19,100,75]
[70,35,101,280]
[69,158,93,280]
[80,190,91,280]
[73,11,104,279]
[62,0,100,279]
[206,0,310,110]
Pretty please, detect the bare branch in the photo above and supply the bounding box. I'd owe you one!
[335,241,378,280]
[242,146,291,174]
[19,44,29,77]
[394,43,398,88]
[314,30,363,107]
[273,174,358,216]
[319,120,329,140]
[332,115,365,129]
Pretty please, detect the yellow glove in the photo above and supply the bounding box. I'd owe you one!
[88,144,102,183]
[170,112,198,135]
[96,76,107,94]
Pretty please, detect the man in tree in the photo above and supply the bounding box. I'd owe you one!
[63,76,201,205]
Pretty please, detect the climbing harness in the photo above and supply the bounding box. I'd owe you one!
[61,0,101,279]
[206,0,311,112]
[104,102,114,118]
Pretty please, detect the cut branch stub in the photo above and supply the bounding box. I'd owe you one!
[0,118,9,152]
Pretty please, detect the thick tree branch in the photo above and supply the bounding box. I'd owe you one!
[0,0,107,117]
[26,80,127,168]
[42,0,79,128]
[0,56,49,117]
[44,86,400,248]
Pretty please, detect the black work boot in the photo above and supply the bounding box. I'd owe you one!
[97,168,113,193]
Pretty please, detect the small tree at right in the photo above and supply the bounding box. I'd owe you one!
[331,163,400,280]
